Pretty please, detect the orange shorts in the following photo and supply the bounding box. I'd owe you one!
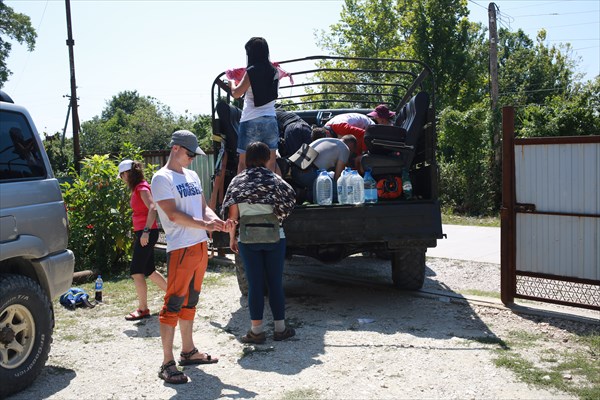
[159,241,208,327]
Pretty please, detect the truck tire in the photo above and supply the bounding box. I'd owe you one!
[235,254,249,296]
[0,274,53,398]
[391,248,426,290]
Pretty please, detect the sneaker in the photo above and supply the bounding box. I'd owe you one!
[241,330,266,344]
[274,327,295,341]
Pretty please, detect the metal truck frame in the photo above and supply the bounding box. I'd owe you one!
[209,56,444,294]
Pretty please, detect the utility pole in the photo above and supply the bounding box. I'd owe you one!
[488,2,501,166]
[65,0,81,172]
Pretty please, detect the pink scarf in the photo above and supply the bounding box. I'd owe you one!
[226,62,294,84]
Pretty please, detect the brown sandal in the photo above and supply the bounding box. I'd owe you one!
[178,347,219,366]
[158,360,188,384]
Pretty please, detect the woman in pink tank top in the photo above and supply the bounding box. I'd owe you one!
[118,159,167,321]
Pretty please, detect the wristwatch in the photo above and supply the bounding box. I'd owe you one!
[143,227,150,233]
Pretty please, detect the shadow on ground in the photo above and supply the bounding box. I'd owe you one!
[218,254,507,377]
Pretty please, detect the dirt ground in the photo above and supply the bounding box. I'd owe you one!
[9,254,598,400]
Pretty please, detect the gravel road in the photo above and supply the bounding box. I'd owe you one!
[9,254,597,400]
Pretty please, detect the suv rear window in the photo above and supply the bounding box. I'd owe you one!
[0,110,46,180]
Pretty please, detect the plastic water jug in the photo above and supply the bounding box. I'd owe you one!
[349,170,365,205]
[315,170,333,205]
[337,167,352,204]
[363,169,377,204]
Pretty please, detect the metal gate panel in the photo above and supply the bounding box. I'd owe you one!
[501,107,600,311]
[514,143,600,214]
[516,213,599,280]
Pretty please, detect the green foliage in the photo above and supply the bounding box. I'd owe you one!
[498,29,577,108]
[80,90,211,155]
[0,2,37,86]
[314,0,485,111]
[438,104,497,215]
[519,77,600,137]
[61,154,133,275]
[43,133,73,178]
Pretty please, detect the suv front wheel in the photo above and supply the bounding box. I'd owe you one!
[0,274,53,398]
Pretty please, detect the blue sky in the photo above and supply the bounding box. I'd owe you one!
[3,0,599,138]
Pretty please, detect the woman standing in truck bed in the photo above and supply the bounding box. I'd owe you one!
[229,37,281,175]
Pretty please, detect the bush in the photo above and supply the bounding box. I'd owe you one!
[437,104,498,215]
[61,154,132,275]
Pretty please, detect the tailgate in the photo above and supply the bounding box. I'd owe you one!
[283,200,443,247]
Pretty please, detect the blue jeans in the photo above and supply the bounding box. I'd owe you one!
[238,239,287,321]
[238,116,279,153]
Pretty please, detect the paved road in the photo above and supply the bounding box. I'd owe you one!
[427,224,500,264]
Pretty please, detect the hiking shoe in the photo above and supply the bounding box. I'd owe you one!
[274,327,295,341]
[241,330,266,344]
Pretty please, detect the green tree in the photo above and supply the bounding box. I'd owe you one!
[43,132,73,176]
[0,2,36,86]
[498,29,577,109]
[519,77,600,137]
[80,90,211,154]
[314,0,484,110]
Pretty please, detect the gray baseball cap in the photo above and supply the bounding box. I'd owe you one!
[169,130,206,155]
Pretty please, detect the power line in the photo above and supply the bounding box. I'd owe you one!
[515,10,598,17]
[467,0,487,11]
[547,21,599,29]
[8,0,50,92]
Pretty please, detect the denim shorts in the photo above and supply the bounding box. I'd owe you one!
[237,116,279,153]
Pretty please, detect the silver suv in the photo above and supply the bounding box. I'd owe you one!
[0,90,74,397]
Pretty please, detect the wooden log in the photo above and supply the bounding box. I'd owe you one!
[72,270,95,284]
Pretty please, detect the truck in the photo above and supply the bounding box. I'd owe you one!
[0,90,75,398]
[208,56,443,294]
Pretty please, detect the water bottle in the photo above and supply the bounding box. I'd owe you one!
[95,275,103,302]
[402,168,413,200]
[350,170,365,205]
[337,167,351,204]
[363,169,378,204]
[344,170,355,205]
[315,170,333,205]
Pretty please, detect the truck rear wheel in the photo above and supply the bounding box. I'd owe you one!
[391,248,426,290]
[234,254,249,296]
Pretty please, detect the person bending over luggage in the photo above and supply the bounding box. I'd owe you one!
[291,133,357,203]
[229,37,281,175]
[222,141,297,344]
[324,120,368,156]
[325,112,374,130]
[367,104,396,126]
[276,110,312,157]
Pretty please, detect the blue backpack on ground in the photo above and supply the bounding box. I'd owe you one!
[59,288,95,309]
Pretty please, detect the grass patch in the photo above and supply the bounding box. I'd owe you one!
[459,289,501,299]
[203,267,235,287]
[469,335,508,349]
[442,212,500,227]
[493,330,600,399]
[281,388,321,400]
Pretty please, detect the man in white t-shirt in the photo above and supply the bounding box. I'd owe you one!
[151,130,232,384]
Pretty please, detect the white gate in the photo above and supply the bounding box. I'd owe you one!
[501,107,600,311]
